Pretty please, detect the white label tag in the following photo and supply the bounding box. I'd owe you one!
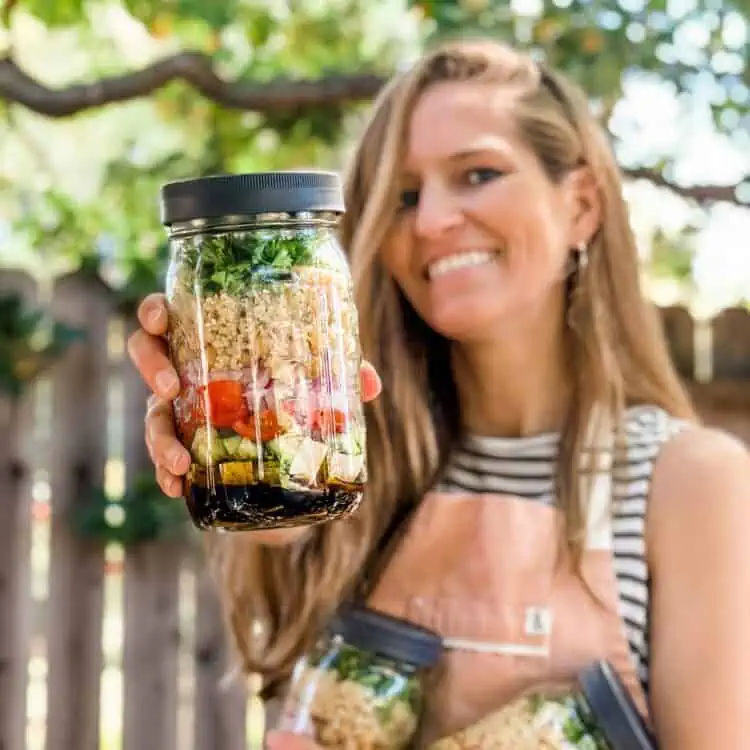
[524,607,552,637]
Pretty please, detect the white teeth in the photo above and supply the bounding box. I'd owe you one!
[427,250,496,280]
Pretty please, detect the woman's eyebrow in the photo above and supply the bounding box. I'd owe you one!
[447,145,510,163]
[401,144,512,177]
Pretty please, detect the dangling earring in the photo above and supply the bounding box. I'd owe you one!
[566,241,588,329]
[575,240,589,271]
[565,241,589,278]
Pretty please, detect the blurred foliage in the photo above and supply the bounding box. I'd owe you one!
[0,0,747,301]
[72,472,190,546]
[648,226,700,285]
[415,0,750,131]
[0,291,85,396]
[1,0,414,296]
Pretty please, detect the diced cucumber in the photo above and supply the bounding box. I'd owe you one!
[236,438,258,459]
[265,437,280,459]
[288,437,328,483]
[327,451,364,483]
[264,433,304,472]
[191,426,226,466]
[223,435,243,455]
[332,427,365,456]
[223,435,258,460]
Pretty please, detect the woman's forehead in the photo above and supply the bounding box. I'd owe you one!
[402,82,524,172]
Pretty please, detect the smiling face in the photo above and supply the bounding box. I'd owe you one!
[380,79,599,343]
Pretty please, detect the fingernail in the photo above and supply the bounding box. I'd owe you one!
[168,447,188,473]
[147,305,165,327]
[156,370,178,395]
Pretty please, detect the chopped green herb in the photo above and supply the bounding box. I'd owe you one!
[310,642,420,734]
[178,228,334,296]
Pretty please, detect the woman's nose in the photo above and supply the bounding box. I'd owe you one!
[413,182,463,240]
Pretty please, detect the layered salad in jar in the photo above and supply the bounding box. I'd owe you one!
[166,227,367,530]
[282,640,422,750]
[428,692,611,750]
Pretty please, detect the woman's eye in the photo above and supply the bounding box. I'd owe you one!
[465,168,503,186]
[399,189,420,209]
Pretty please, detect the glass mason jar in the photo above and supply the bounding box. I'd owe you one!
[160,171,367,531]
[429,661,656,750]
[278,605,443,750]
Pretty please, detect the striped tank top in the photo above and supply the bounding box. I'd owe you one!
[434,405,687,694]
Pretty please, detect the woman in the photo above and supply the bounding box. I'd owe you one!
[128,39,750,748]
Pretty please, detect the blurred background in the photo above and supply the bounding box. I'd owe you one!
[0,1,748,749]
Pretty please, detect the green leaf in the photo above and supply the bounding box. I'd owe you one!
[0,292,85,397]
[71,474,190,546]
[21,0,86,26]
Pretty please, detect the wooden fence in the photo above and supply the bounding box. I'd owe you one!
[0,270,248,750]
[1,269,750,750]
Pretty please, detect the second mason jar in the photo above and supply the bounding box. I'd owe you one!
[429,661,656,750]
[278,605,443,750]
[160,171,367,531]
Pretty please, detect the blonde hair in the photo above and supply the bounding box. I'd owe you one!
[208,38,696,692]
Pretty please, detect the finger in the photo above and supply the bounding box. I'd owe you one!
[156,465,184,498]
[146,398,191,475]
[266,731,321,750]
[137,293,170,336]
[127,328,181,399]
[359,360,382,402]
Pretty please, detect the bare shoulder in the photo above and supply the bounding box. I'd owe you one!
[647,426,750,563]
[645,425,750,747]
[649,423,750,517]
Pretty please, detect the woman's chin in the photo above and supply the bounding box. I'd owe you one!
[425,299,508,343]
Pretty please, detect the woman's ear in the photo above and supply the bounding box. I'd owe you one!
[563,165,601,247]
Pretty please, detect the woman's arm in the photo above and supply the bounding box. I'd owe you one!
[648,425,750,749]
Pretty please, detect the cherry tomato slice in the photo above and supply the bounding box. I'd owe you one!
[233,409,280,443]
[311,407,348,435]
[200,380,248,428]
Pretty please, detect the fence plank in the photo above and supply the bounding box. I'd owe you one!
[0,271,37,750]
[46,272,111,750]
[711,307,750,379]
[194,566,247,750]
[658,305,695,379]
[121,315,182,750]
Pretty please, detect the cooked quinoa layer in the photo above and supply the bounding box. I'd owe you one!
[285,666,418,750]
[428,694,604,750]
[168,268,359,378]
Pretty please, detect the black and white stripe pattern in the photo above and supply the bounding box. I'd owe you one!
[435,405,687,695]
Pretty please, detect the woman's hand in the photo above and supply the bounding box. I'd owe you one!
[265,731,321,750]
[127,293,382,541]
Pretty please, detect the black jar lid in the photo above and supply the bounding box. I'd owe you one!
[578,661,657,750]
[160,170,345,226]
[329,605,443,669]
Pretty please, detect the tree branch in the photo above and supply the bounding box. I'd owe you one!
[623,167,747,206]
[0,51,746,206]
[0,53,384,116]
